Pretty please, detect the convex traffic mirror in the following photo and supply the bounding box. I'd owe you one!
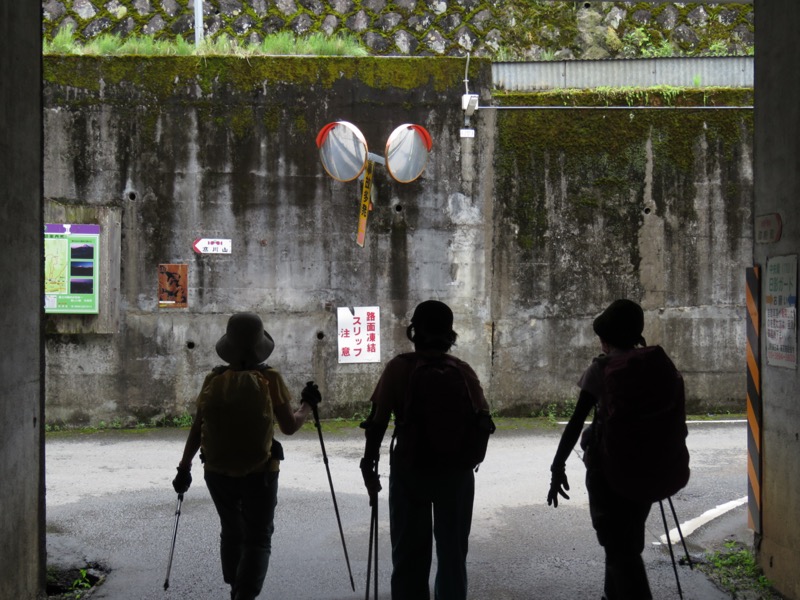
[316,121,432,184]
[316,121,433,247]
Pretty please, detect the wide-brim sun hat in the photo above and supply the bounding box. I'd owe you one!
[215,312,275,365]
[592,299,646,348]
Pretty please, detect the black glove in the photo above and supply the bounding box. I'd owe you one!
[172,466,192,494]
[547,464,570,508]
[360,457,382,506]
[301,381,322,408]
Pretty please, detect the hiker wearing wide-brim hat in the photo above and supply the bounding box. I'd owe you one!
[172,312,322,600]
[215,312,276,368]
[359,300,493,600]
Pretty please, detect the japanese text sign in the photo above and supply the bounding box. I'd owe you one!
[766,254,797,369]
[337,306,381,364]
[193,238,232,254]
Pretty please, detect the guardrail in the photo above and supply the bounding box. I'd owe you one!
[492,56,753,91]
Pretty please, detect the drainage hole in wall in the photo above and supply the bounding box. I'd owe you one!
[644,207,651,215]
[128,191,137,201]
[187,341,195,349]
[395,204,403,213]
[317,331,325,340]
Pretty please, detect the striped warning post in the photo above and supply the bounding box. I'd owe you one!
[746,266,762,533]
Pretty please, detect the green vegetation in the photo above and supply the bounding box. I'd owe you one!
[46,564,103,599]
[699,541,784,599]
[534,400,578,425]
[44,413,745,437]
[45,411,194,433]
[621,27,675,58]
[44,25,368,57]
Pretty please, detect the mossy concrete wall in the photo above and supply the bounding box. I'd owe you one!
[43,56,497,424]
[43,56,753,425]
[491,88,753,414]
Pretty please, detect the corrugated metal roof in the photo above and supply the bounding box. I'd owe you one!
[492,57,753,92]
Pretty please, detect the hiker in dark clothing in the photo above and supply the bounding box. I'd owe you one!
[360,300,493,600]
[547,299,654,600]
[172,312,321,600]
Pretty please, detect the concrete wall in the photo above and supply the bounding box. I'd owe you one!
[754,2,800,598]
[490,91,753,414]
[43,57,753,424]
[0,4,46,599]
[43,56,497,424]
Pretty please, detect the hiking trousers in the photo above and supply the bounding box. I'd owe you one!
[205,470,279,600]
[388,463,475,600]
[586,466,653,600]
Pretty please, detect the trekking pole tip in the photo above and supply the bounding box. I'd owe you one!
[163,580,169,591]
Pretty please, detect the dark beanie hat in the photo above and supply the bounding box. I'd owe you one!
[592,299,646,348]
[410,300,454,334]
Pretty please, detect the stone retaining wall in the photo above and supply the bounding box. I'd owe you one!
[42,1,754,59]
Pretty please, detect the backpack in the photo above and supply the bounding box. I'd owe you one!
[394,353,495,471]
[198,368,276,477]
[594,346,690,502]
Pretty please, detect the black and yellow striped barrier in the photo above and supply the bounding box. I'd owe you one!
[746,265,762,534]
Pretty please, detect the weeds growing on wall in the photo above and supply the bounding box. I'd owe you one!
[43,25,369,57]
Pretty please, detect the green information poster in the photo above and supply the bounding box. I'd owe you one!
[44,224,100,314]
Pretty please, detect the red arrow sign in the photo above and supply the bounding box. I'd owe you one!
[192,238,232,254]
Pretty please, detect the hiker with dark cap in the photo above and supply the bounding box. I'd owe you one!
[172,312,321,600]
[546,299,689,600]
[360,300,494,600]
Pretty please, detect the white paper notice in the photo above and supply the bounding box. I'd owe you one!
[337,306,381,364]
[765,255,798,369]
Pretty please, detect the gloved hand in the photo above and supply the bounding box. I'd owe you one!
[172,466,192,494]
[301,381,322,408]
[360,457,382,506]
[547,465,570,507]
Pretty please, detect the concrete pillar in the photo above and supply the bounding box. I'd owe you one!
[0,4,46,599]
[754,2,800,599]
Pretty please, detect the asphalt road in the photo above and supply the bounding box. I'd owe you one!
[46,421,748,599]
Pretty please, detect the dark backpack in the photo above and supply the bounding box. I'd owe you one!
[395,353,495,471]
[199,368,276,477]
[595,346,690,502]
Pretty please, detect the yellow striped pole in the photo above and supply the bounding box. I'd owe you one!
[356,160,375,248]
[746,266,762,533]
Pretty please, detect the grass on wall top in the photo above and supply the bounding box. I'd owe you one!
[43,25,370,57]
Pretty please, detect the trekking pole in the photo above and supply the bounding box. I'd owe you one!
[668,496,694,569]
[163,493,184,591]
[311,401,356,592]
[373,493,378,599]
[365,501,376,600]
[365,473,379,600]
[659,499,684,600]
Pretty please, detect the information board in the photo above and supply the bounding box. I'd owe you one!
[44,224,100,314]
